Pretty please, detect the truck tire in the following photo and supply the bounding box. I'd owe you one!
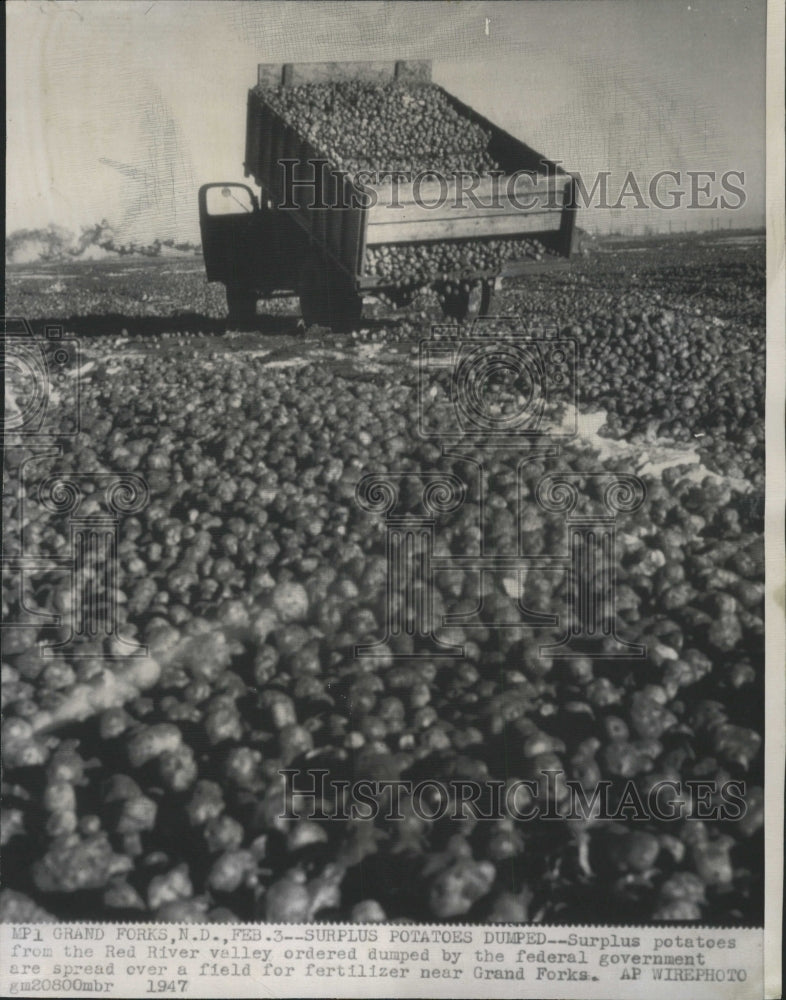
[226,285,258,329]
[298,256,362,333]
[440,279,494,322]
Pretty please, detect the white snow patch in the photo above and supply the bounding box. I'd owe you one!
[571,409,751,493]
[264,357,309,369]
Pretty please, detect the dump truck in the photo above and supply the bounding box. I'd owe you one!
[199,60,579,330]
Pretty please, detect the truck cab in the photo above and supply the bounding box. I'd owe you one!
[198,183,302,325]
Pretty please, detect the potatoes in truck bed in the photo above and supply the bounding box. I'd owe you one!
[260,79,500,175]
[365,235,557,284]
[245,63,577,286]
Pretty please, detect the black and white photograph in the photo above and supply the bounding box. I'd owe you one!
[2,1,784,997]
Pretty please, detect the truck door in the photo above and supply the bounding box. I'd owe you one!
[198,183,260,287]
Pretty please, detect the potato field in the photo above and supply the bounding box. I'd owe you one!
[2,234,765,926]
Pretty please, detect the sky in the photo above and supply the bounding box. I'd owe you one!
[6,0,767,242]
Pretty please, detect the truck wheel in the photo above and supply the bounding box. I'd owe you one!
[298,257,362,333]
[440,279,494,322]
[226,285,258,329]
